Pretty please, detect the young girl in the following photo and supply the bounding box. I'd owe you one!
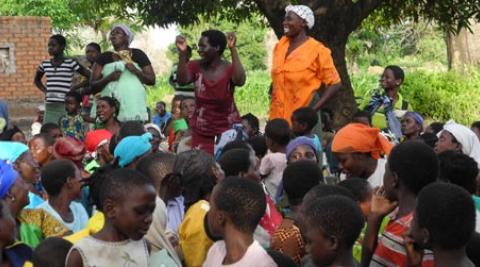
[66,168,156,267]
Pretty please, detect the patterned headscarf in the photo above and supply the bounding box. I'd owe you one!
[285,5,315,29]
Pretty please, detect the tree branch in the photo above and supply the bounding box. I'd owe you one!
[349,0,383,32]
[254,0,289,38]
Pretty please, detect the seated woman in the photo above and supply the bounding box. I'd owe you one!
[175,30,246,155]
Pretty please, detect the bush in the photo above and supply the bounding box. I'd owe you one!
[352,68,480,125]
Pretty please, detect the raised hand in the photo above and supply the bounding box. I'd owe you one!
[403,233,424,267]
[176,35,188,52]
[226,32,236,49]
[370,187,398,217]
[108,70,122,82]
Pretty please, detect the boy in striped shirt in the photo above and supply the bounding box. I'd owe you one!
[34,34,90,124]
[362,142,437,267]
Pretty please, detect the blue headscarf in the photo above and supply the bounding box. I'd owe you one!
[404,111,424,126]
[114,133,152,167]
[0,160,18,198]
[0,141,28,163]
[286,136,318,159]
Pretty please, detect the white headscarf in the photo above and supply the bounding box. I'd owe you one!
[442,120,480,167]
[285,5,315,29]
[112,24,134,45]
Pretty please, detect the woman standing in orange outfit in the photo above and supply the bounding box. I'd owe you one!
[269,5,342,125]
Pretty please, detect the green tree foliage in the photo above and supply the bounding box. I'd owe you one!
[0,0,79,31]
[166,16,267,71]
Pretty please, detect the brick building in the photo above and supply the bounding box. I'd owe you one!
[0,16,51,128]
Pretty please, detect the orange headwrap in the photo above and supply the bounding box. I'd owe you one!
[332,123,394,159]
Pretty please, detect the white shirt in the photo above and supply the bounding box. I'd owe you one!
[259,152,287,197]
[38,201,88,232]
[368,158,386,188]
[203,240,277,267]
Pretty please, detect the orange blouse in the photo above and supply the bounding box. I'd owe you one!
[269,36,341,124]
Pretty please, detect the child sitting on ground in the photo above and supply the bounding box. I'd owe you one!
[219,147,282,248]
[66,168,156,267]
[59,91,86,141]
[38,159,88,232]
[40,122,63,140]
[178,150,220,267]
[362,141,438,267]
[271,160,322,264]
[302,195,364,267]
[241,113,262,139]
[28,133,55,167]
[291,107,322,153]
[406,183,476,267]
[203,177,276,267]
[31,237,72,267]
[261,119,290,198]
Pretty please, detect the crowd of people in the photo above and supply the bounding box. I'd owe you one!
[0,3,479,267]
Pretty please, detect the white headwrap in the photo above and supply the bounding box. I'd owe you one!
[285,5,315,29]
[442,120,480,167]
[112,24,134,45]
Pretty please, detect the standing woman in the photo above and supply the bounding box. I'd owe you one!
[89,25,155,122]
[34,35,90,124]
[269,5,341,125]
[175,30,246,154]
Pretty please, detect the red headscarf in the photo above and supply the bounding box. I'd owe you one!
[84,130,113,153]
[53,137,86,167]
[332,123,393,159]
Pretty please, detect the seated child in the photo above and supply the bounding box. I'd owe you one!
[291,107,322,153]
[203,177,276,267]
[437,151,480,232]
[59,91,86,141]
[241,113,262,139]
[40,122,63,141]
[178,150,220,267]
[249,135,268,161]
[406,183,476,267]
[301,195,364,267]
[66,168,156,267]
[28,133,55,167]
[261,119,290,197]
[137,152,182,266]
[338,178,379,262]
[219,148,282,247]
[38,159,88,232]
[363,141,437,267]
[271,160,322,264]
[31,237,73,267]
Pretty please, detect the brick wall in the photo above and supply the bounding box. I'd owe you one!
[0,16,51,101]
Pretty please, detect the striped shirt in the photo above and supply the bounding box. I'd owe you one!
[370,212,434,267]
[38,59,80,103]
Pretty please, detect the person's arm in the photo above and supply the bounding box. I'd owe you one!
[226,32,246,86]
[65,249,84,267]
[175,36,194,85]
[361,187,398,267]
[312,83,341,112]
[89,63,121,95]
[34,69,46,93]
[125,63,156,85]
